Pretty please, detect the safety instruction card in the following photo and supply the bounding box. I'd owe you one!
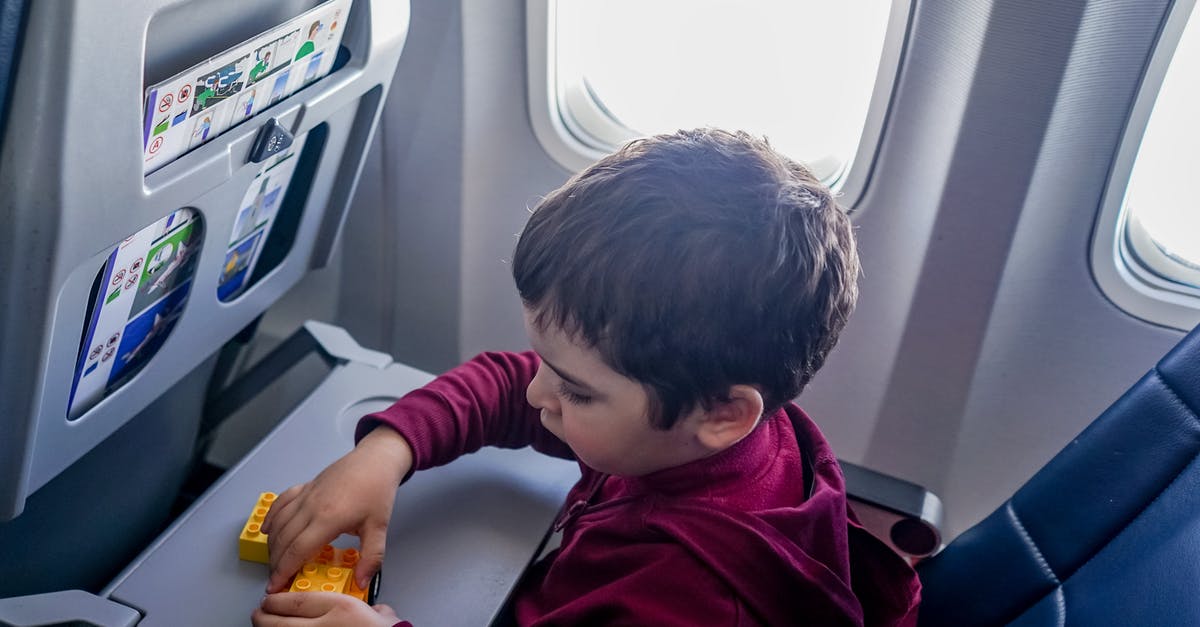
[218,133,308,301]
[142,0,351,174]
[69,209,202,419]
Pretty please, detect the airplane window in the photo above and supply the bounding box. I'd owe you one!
[1123,6,1200,288]
[546,0,895,184]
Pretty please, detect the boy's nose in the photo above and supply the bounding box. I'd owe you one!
[526,365,559,412]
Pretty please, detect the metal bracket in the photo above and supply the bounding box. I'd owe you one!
[203,320,391,433]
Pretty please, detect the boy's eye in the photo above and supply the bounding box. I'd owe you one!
[557,381,593,405]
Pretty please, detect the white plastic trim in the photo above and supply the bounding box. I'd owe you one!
[1092,0,1200,332]
[526,0,610,172]
[1125,212,1200,290]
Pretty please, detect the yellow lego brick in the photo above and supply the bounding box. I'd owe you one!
[238,492,277,564]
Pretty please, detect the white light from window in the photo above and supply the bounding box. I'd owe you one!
[555,0,894,181]
[1125,5,1200,281]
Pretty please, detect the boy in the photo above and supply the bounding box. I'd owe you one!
[253,129,921,626]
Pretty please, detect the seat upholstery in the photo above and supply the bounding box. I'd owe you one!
[916,325,1200,626]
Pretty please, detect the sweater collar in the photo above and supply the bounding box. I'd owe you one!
[619,408,789,497]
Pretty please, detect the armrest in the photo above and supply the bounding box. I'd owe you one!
[0,590,140,627]
[840,460,944,559]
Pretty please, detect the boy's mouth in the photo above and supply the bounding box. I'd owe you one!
[539,411,566,441]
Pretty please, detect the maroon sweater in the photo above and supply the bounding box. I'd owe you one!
[357,352,920,626]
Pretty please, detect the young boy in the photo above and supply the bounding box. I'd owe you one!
[253,129,921,626]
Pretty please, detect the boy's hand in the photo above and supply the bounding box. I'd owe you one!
[261,427,414,593]
[252,592,402,626]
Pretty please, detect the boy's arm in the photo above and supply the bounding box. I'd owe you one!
[263,351,570,593]
[356,350,574,472]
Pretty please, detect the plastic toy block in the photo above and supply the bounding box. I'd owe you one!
[288,545,379,603]
[290,545,353,594]
[238,493,380,603]
[345,575,371,603]
[335,548,372,603]
[238,492,277,564]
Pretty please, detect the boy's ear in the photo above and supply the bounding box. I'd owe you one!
[694,385,764,452]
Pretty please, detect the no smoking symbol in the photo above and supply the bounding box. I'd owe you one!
[158,93,174,112]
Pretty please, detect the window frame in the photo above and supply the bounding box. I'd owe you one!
[525,0,915,210]
[1091,0,1200,331]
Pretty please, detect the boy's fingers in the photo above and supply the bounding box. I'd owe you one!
[262,484,304,534]
[267,501,319,589]
[250,607,308,627]
[266,541,307,593]
[355,522,388,588]
[259,592,336,617]
[266,536,305,593]
[265,571,292,595]
[268,523,331,593]
[372,603,399,620]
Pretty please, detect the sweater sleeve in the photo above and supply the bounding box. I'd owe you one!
[355,351,575,471]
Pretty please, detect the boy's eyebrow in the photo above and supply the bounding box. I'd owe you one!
[540,357,596,392]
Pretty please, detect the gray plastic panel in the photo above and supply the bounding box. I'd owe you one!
[104,358,579,627]
[0,0,410,519]
[0,590,140,627]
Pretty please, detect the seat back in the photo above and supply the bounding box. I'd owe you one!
[917,324,1200,626]
[0,0,409,596]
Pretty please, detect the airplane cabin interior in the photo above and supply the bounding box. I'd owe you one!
[1,0,1199,625]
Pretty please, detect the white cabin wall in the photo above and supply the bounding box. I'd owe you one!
[806,0,1184,537]
[338,0,470,372]
[938,0,1182,535]
[338,0,570,373]
[799,0,996,466]
[457,1,573,360]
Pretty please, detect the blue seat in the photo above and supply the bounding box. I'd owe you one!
[916,324,1200,626]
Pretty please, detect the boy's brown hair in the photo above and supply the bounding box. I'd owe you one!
[513,128,859,428]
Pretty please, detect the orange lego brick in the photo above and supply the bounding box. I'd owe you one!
[287,545,379,603]
[289,545,352,594]
[339,549,371,602]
